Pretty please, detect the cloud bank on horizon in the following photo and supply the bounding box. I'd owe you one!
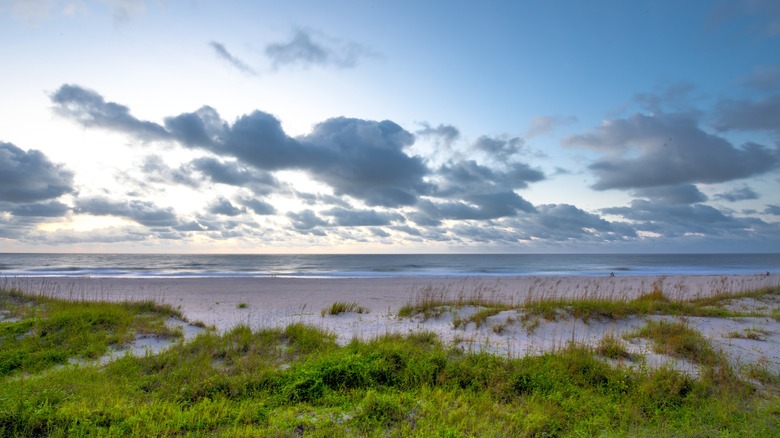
[1,0,779,253]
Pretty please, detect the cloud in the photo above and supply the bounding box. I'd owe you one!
[51,84,169,141]
[565,112,779,190]
[517,204,636,241]
[603,200,763,238]
[75,196,179,227]
[55,87,430,208]
[0,142,75,202]
[207,197,244,217]
[265,29,371,70]
[418,191,535,222]
[323,207,404,227]
[236,196,275,215]
[435,160,544,197]
[287,209,328,231]
[416,123,460,145]
[764,205,780,215]
[187,157,279,195]
[632,184,708,204]
[472,136,525,161]
[714,94,780,131]
[740,63,780,90]
[714,186,760,202]
[5,201,70,217]
[526,115,578,138]
[209,41,257,76]
[298,117,431,207]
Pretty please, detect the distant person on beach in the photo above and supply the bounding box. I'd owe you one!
[610,272,615,277]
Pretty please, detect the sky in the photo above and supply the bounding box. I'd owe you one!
[1,0,779,254]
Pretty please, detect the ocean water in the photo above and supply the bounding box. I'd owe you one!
[0,253,778,278]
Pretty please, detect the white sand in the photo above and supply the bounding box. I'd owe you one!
[7,274,780,372]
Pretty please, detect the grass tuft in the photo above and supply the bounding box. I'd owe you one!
[321,301,367,317]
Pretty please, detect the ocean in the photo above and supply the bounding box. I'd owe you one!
[0,253,778,278]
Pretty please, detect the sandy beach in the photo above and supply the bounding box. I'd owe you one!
[7,274,780,372]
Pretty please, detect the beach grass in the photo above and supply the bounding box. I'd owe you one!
[1,284,779,436]
[321,301,368,317]
[399,283,780,323]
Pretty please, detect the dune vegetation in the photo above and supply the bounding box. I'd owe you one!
[1,284,778,436]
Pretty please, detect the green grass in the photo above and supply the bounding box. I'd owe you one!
[1,286,779,436]
[0,286,183,377]
[321,301,368,317]
[400,285,780,325]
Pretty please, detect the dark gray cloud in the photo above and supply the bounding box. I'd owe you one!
[236,196,276,215]
[298,117,431,207]
[207,197,245,216]
[418,191,535,222]
[565,112,779,190]
[75,197,179,227]
[51,84,169,141]
[0,142,75,202]
[740,63,780,91]
[164,106,225,148]
[6,201,70,217]
[714,186,760,202]
[764,205,780,215]
[265,29,371,70]
[287,209,329,231]
[187,157,279,195]
[209,41,257,76]
[435,160,544,197]
[512,204,637,242]
[603,200,763,238]
[714,94,780,131]
[632,184,708,204]
[323,207,403,227]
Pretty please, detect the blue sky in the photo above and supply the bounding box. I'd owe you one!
[1,0,779,253]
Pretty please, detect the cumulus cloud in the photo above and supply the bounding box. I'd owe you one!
[0,142,75,202]
[236,196,276,215]
[298,117,431,207]
[265,29,371,70]
[713,186,760,202]
[565,112,779,190]
[323,207,404,227]
[5,201,70,217]
[75,197,179,227]
[287,209,328,231]
[51,84,169,141]
[764,205,780,215]
[714,94,780,131]
[207,197,244,217]
[187,157,279,195]
[55,86,431,208]
[603,200,762,238]
[418,191,535,222]
[632,184,708,204]
[472,136,525,161]
[416,123,460,146]
[209,41,257,76]
[435,160,544,197]
[526,115,577,138]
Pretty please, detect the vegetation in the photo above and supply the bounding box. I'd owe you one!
[321,301,368,317]
[1,285,778,436]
